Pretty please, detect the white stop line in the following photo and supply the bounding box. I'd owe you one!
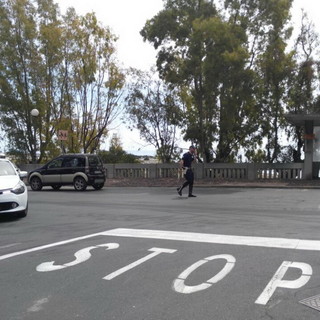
[101,228,320,251]
[2,228,320,262]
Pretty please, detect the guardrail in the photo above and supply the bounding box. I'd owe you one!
[104,163,304,181]
[255,163,303,180]
[19,162,304,181]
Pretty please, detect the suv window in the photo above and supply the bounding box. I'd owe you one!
[62,156,85,168]
[48,158,63,169]
[73,157,85,167]
[88,155,101,167]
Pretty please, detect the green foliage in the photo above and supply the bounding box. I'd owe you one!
[141,0,219,162]
[98,150,139,164]
[156,145,181,163]
[1,0,320,165]
[0,0,124,163]
[286,12,320,162]
[141,0,311,163]
[216,0,295,163]
[141,0,263,163]
[98,134,139,164]
[245,149,266,163]
[126,69,183,163]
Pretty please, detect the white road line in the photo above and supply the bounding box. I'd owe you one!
[101,228,320,251]
[0,232,106,261]
[2,228,320,262]
[0,243,21,249]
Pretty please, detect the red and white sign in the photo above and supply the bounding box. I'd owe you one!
[58,130,68,141]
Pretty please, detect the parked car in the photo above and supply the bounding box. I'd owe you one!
[28,154,106,191]
[0,159,28,218]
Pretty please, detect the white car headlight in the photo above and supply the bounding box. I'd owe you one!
[11,181,26,195]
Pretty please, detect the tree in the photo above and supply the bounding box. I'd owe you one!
[255,0,294,163]
[286,11,320,162]
[62,10,125,154]
[1,0,47,163]
[141,0,217,162]
[141,0,261,163]
[224,0,295,163]
[98,134,139,164]
[0,0,124,163]
[194,16,259,162]
[126,69,182,163]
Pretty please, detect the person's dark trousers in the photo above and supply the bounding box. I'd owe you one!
[178,169,194,195]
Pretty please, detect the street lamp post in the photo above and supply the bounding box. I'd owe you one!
[30,109,39,163]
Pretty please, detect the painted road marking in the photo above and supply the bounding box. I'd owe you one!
[255,261,312,305]
[0,231,106,261]
[0,243,21,250]
[37,243,119,272]
[102,228,320,251]
[103,247,176,280]
[2,228,320,262]
[172,254,236,294]
[1,228,319,306]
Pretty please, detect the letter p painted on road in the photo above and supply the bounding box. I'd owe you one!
[255,261,312,305]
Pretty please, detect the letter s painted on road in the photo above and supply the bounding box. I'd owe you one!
[36,243,119,272]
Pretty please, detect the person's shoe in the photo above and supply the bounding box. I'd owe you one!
[177,188,182,196]
[188,194,197,197]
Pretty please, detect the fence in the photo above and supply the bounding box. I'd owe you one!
[255,163,303,180]
[105,163,304,181]
[18,163,304,181]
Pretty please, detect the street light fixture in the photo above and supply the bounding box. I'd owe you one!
[30,108,39,117]
[30,108,39,163]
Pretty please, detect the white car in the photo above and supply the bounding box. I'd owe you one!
[0,159,28,218]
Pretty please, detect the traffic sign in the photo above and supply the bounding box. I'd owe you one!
[58,130,68,141]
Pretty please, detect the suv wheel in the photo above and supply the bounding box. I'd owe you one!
[93,183,104,190]
[73,176,87,191]
[30,176,43,191]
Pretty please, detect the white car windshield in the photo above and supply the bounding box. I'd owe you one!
[0,161,16,176]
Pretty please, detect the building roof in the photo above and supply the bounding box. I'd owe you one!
[285,114,320,126]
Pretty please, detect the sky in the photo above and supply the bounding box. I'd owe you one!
[54,0,320,156]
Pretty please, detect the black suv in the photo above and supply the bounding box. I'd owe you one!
[28,154,106,191]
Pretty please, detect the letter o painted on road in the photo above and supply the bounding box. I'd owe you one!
[172,254,236,294]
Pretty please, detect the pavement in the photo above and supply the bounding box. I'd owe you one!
[24,177,320,189]
[4,186,320,320]
[105,177,320,189]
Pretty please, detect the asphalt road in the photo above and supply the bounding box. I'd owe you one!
[1,186,320,320]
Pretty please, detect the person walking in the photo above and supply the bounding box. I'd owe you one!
[177,146,201,197]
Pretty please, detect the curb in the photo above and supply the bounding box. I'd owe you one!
[196,184,320,189]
